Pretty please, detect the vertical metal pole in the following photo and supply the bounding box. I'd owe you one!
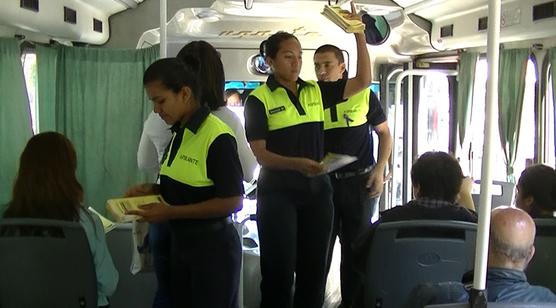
[160,0,167,58]
[471,0,501,297]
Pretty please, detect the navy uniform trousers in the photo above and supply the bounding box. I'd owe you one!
[256,169,334,308]
[327,170,378,308]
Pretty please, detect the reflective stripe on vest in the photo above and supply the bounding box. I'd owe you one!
[324,89,369,130]
[160,114,235,187]
[249,81,324,131]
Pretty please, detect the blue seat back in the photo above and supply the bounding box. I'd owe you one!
[471,180,515,210]
[0,218,97,308]
[526,219,556,294]
[105,223,157,308]
[364,220,477,308]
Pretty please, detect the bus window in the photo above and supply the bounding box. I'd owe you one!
[417,74,450,156]
[224,81,263,125]
[461,58,505,181]
[461,58,536,182]
[513,58,537,179]
[21,52,37,134]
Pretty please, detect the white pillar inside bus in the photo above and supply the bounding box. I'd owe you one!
[472,0,502,293]
[384,68,403,211]
[390,69,458,209]
[159,0,167,58]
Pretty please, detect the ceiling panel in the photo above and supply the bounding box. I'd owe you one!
[392,0,426,7]
[76,0,146,16]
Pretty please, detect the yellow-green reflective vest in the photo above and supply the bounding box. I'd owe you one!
[324,88,369,130]
[160,114,235,187]
[249,81,324,131]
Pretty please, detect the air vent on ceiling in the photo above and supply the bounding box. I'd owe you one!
[532,1,556,21]
[20,0,39,12]
[478,16,488,31]
[440,24,454,38]
[93,18,103,33]
[64,6,77,24]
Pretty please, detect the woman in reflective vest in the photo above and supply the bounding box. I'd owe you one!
[243,3,372,307]
[127,58,244,308]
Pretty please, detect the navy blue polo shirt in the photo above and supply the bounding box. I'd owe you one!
[324,89,387,172]
[244,75,346,162]
[160,106,244,213]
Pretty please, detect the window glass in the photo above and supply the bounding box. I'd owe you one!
[417,74,450,156]
[513,58,537,179]
[21,52,37,133]
[460,58,536,182]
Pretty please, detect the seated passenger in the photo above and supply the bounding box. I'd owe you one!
[352,151,477,305]
[2,132,119,308]
[515,164,556,218]
[412,207,556,306]
[378,151,477,224]
[225,89,243,107]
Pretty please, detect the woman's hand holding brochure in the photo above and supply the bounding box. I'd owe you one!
[127,201,173,223]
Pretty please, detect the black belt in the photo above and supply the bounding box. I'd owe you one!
[332,166,373,180]
[172,216,233,232]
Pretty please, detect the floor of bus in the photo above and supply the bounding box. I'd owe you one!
[324,237,342,308]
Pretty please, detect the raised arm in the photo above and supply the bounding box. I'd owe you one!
[342,1,372,99]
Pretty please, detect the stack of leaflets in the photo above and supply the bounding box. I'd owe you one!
[321,5,365,33]
[105,195,164,222]
[88,206,117,233]
[320,152,358,174]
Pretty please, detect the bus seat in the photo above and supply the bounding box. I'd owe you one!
[526,218,556,294]
[0,218,97,308]
[364,220,477,308]
[106,223,156,308]
[471,180,515,210]
[425,303,556,307]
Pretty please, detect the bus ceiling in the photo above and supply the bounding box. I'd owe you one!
[0,0,555,60]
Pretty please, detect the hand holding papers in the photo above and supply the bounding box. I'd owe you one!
[105,195,165,222]
[322,1,365,33]
[320,152,358,174]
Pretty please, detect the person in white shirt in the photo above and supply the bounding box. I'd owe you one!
[137,111,172,181]
[137,111,173,308]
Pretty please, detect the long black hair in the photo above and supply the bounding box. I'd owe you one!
[177,41,225,110]
[143,57,200,101]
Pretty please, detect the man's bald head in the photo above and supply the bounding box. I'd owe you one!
[488,207,536,271]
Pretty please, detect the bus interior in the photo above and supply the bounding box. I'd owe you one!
[1,0,556,307]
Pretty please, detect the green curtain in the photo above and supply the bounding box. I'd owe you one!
[498,48,529,183]
[456,51,479,147]
[0,38,33,209]
[37,45,158,214]
[36,45,58,132]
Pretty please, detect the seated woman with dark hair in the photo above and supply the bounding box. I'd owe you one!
[516,164,556,218]
[2,132,118,308]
